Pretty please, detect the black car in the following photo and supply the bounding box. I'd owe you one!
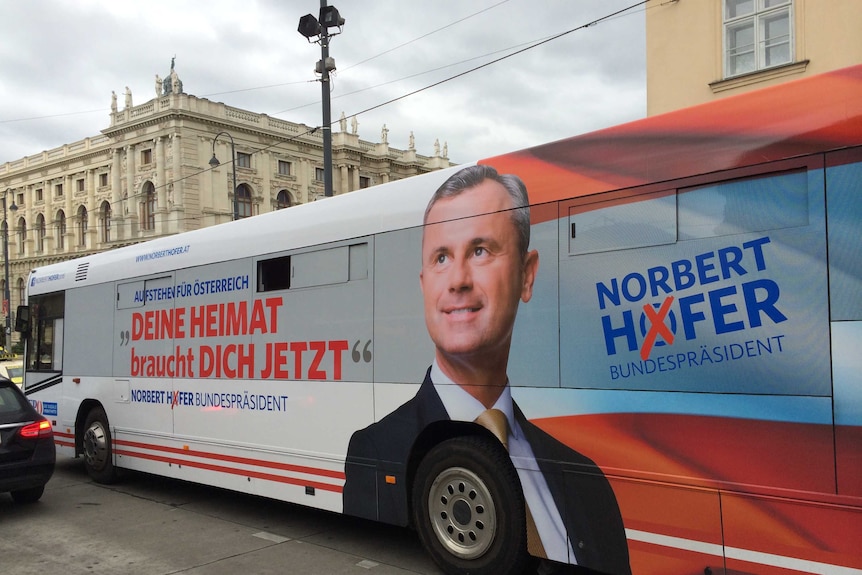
[0,377,55,503]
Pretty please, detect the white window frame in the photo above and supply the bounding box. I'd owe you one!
[723,0,793,79]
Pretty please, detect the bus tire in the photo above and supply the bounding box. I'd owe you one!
[412,435,529,575]
[82,406,117,484]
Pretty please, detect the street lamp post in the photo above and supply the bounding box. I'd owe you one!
[208,132,239,221]
[3,188,18,346]
[298,1,345,198]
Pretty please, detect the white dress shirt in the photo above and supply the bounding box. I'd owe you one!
[431,362,576,564]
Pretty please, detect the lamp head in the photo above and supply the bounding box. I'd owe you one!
[298,14,321,39]
[319,6,345,28]
[209,154,220,168]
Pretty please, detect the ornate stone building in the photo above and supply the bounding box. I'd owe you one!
[0,68,452,342]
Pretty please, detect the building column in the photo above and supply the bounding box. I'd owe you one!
[259,150,272,213]
[340,164,349,195]
[156,136,167,235]
[111,148,124,241]
[126,144,138,236]
[171,133,182,208]
[64,174,74,251]
[86,169,97,248]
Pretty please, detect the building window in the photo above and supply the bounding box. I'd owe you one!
[35,188,43,201]
[315,167,325,182]
[16,193,23,206]
[99,173,108,187]
[724,0,792,78]
[141,149,153,165]
[276,190,292,209]
[17,278,24,309]
[236,184,253,219]
[236,152,251,168]
[142,182,156,231]
[57,211,66,250]
[77,206,88,247]
[55,183,63,198]
[36,214,45,253]
[100,201,112,243]
[359,176,370,189]
[77,178,85,192]
[278,160,291,176]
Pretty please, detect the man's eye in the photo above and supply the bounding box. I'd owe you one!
[474,247,487,256]
[436,254,448,264]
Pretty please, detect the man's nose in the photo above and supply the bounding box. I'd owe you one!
[448,257,472,291]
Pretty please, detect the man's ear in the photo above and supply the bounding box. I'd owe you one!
[520,249,539,303]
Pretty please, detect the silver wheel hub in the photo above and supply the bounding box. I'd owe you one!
[427,466,497,560]
[83,422,109,470]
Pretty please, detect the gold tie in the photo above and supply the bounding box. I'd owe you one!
[474,409,547,559]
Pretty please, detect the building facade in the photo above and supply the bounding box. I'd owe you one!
[0,70,452,346]
[646,0,862,115]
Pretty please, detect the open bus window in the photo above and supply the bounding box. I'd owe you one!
[26,293,64,372]
[257,243,368,293]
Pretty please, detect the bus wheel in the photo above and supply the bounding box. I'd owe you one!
[412,435,529,575]
[82,406,117,484]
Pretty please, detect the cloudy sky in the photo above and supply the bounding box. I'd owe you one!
[0,0,646,165]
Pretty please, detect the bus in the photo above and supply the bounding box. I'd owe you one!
[19,65,861,575]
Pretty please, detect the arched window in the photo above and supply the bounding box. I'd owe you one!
[15,217,26,255]
[57,210,66,250]
[276,190,292,210]
[142,181,156,230]
[100,201,112,243]
[236,184,253,219]
[77,205,88,247]
[35,214,45,253]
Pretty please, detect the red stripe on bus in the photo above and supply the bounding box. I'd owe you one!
[114,438,345,480]
[114,448,343,493]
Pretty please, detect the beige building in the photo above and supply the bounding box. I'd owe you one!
[0,69,452,345]
[646,0,862,115]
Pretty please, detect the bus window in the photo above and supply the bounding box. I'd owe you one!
[26,292,64,373]
[679,169,808,240]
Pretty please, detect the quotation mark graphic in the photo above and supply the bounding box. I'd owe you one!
[119,330,131,346]
[352,340,372,363]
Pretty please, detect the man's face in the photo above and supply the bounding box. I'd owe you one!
[420,179,538,368]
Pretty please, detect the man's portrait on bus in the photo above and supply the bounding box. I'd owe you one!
[343,165,630,574]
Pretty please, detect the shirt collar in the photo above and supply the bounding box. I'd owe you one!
[431,360,517,437]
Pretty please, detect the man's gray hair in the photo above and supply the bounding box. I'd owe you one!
[424,165,531,256]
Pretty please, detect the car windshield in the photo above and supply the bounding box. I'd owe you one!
[7,366,23,379]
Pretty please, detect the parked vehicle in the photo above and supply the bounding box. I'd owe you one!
[0,377,55,503]
[0,359,24,387]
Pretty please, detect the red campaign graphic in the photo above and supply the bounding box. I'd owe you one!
[640,296,674,360]
[534,413,862,574]
[481,65,862,220]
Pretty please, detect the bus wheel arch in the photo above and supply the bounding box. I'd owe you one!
[411,434,530,575]
[79,403,118,484]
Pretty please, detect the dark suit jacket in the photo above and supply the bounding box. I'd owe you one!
[343,370,631,575]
